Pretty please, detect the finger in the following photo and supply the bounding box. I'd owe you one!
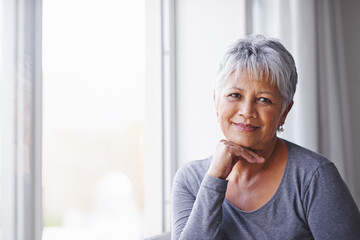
[224,141,264,164]
[247,149,265,163]
[229,146,257,163]
[223,140,265,163]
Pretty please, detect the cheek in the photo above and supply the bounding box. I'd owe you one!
[267,113,283,129]
[218,105,237,131]
[219,108,237,123]
[261,110,282,126]
[218,101,237,117]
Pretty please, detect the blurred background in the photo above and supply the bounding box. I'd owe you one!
[0,0,359,240]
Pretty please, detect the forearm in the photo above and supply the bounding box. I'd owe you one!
[172,174,228,240]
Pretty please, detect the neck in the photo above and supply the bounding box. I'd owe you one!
[254,137,279,161]
[229,137,279,181]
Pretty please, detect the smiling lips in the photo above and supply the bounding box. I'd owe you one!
[233,122,259,132]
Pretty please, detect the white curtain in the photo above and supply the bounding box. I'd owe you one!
[251,0,358,206]
[0,0,42,239]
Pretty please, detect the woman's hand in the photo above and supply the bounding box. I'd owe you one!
[207,140,265,179]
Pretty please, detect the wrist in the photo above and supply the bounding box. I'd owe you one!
[207,169,227,180]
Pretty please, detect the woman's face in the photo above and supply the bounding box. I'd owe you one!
[215,71,292,151]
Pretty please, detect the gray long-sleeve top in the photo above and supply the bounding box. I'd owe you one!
[171,140,360,239]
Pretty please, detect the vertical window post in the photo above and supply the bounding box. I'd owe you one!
[0,0,42,239]
[161,0,177,232]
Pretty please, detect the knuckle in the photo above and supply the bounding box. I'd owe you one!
[223,145,231,152]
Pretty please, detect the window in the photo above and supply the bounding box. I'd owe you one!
[42,0,163,239]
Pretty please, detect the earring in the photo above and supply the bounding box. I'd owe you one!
[216,115,219,122]
[279,125,284,132]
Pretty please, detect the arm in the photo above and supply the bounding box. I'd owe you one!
[171,171,228,240]
[171,140,264,240]
[304,163,360,239]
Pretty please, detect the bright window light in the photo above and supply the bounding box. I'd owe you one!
[42,0,147,239]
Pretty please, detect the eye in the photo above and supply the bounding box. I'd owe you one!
[258,97,272,104]
[229,93,241,98]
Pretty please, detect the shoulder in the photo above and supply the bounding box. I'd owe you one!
[283,140,339,197]
[172,157,212,196]
[174,157,212,183]
[285,140,332,172]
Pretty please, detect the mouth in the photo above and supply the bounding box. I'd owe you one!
[233,122,259,132]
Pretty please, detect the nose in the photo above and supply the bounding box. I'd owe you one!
[238,100,257,119]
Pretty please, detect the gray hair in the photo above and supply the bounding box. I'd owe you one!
[215,34,298,108]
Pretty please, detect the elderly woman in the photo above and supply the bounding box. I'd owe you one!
[171,35,360,239]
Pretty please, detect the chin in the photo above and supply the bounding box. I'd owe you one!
[228,136,259,149]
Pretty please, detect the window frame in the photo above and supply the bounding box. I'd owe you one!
[2,0,177,238]
[0,0,43,239]
[144,0,177,236]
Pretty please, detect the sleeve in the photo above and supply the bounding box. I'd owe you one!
[171,169,228,240]
[303,162,360,240]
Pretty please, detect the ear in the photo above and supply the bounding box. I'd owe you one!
[213,91,219,113]
[279,101,294,126]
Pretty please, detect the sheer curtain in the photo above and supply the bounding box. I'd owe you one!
[0,0,42,239]
[250,0,358,206]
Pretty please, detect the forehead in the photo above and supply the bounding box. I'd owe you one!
[224,71,277,91]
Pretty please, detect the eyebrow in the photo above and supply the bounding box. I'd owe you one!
[227,87,243,91]
[257,91,274,95]
[227,87,274,95]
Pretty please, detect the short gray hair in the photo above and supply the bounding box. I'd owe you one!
[215,34,298,108]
